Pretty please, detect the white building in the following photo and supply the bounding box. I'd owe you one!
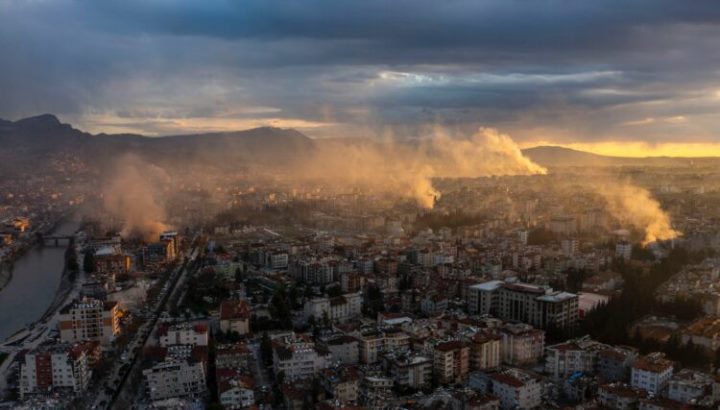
[631,353,673,395]
[219,300,251,336]
[303,292,362,323]
[499,323,545,366]
[385,352,432,389]
[58,298,120,345]
[144,358,206,401]
[218,376,255,409]
[667,369,719,406]
[545,336,608,379]
[468,280,578,330]
[272,335,331,380]
[159,323,209,347]
[356,327,410,364]
[19,343,92,398]
[322,334,360,365]
[490,368,542,409]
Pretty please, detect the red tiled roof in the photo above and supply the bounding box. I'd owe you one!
[220,300,252,321]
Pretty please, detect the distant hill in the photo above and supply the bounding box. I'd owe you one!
[1,114,717,176]
[0,114,316,173]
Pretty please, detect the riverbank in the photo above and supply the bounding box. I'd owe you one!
[40,239,79,322]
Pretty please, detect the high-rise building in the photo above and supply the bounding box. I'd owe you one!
[58,298,120,345]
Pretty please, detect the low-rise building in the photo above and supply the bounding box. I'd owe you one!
[631,352,673,395]
[681,317,720,352]
[490,368,542,410]
[321,334,360,365]
[215,343,252,369]
[304,292,362,323]
[667,369,720,406]
[159,322,209,347]
[217,369,255,409]
[143,355,207,401]
[219,300,251,336]
[596,346,638,382]
[320,365,360,405]
[598,383,648,410]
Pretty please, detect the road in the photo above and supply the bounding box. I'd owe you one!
[97,244,200,409]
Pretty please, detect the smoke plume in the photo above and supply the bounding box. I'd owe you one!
[597,181,680,245]
[102,154,170,241]
[303,127,546,208]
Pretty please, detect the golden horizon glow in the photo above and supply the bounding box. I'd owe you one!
[78,113,334,136]
[523,141,720,158]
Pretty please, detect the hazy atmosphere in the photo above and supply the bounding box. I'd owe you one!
[2,2,720,410]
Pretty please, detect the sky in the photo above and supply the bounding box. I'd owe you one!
[2,0,720,156]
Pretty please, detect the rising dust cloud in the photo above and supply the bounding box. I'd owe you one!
[302,127,548,208]
[102,155,170,241]
[98,127,679,247]
[597,181,680,245]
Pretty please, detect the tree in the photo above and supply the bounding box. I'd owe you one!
[261,332,273,365]
[270,286,293,329]
[83,249,96,273]
[327,284,342,298]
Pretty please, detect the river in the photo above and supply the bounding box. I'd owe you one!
[0,220,79,341]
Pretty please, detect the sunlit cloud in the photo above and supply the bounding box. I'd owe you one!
[78,113,334,136]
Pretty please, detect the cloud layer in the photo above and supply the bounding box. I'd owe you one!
[1,0,720,144]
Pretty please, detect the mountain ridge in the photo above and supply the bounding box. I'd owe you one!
[0,114,715,172]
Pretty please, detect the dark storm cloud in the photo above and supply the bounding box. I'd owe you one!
[1,0,720,141]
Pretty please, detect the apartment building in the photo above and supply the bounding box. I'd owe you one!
[498,323,545,366]
[384,351,432,389]
[490,368,542,410]
[159,323,209,347]
[357,327,410,364]
[19,343,92,398]
[469,331,502,371]
[58,297,120,345]
[433,340,470,385]
[545,336,609,379]
[272,335,331,380]
[631,352,673,394]
[468,280,578,330]
[321,334,359,365]
[596,346,638,382]
[143,358,206,401]
[598,383,647,409]
[303,292,362,323]
[467,280,504,314]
